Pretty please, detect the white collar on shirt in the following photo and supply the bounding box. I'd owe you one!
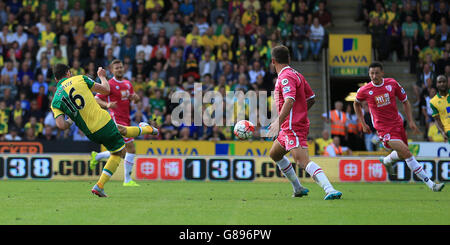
[113,77,124,83]
[278,65,291,76]
[371,78,384,87]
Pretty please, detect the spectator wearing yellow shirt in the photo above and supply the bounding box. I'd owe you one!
[133,74,146,93]
[50,1,70,23]
[369,2,387,26]
[69,60,85,76]
[201,27,215,50]
[420,13,436,36]
[146,0,164,11]
[115,14,129,38]
[249,37,268,61]
[315,129,333,155]
[217,43,233,61]
[185,26,203,46]
[24,116,43,137]
[50,48,68,66]
[419,38,442,63]
[241,5,259,26]
[270,0,286,16]
[84,12,100,37]
[146,72,166,93]
[214,76,231,92]
[22,0,39,12]
[38,23,56,47]
[213,26,234,48]
[385,2,400,25]
[0,101,11,135]
[235,39,249,62]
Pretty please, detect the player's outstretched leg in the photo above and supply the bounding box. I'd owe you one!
[270,141,308,197]
[117,122,159,138]
[290,146,342,200]
[90,151,111,170]
[305,161,342,200]
[389,141,444,192]
[406,155,445,191]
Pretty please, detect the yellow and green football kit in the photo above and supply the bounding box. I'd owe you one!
[51,75,125,152]
[430,89,450,143]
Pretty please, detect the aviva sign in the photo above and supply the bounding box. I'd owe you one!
[329,34,372,75]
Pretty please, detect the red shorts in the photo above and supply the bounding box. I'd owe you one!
[113,119,133,144]
[377,126,408,149]
[276,128,308,151]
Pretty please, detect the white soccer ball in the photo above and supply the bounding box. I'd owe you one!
[233,120,255,140]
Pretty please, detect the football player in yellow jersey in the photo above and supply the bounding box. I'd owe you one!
[430,75,450,143]
[51,64,158,197]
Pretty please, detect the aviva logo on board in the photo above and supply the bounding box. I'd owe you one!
[329,34,371,67]
[343,38,358,52]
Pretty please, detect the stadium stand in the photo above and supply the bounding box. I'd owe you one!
[0,0,448,151]
[0,0,331,143]
[359,0,449,142]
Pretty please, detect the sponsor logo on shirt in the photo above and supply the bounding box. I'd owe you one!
[281,79,289,85]
[282,86,290,94]
[375,93,391,107]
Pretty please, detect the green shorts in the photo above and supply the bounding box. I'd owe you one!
[87,119,125,153]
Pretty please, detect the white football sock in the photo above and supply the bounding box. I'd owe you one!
[276,156,302,193]
[383,151,399,164]
[124,153,135,183]
[405,156,435,189]
[306,161,334,193]
[96,151,111,161]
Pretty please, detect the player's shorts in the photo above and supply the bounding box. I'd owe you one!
[377,126,408,150]
[87,119,125,153]
[276,128,308,151]
[113,119,134,144]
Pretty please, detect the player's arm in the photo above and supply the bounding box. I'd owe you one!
[268,98,294,138]
[95,96,117,110]
[353,100,371,133]
[395,81,420,134]
[304,80,315,111]
[306,96,315,110]
[401,99,420,134]
[129,93,140,103]
[55,115,74,130]
[433,115,448,140]
[51,106,73,130]
[90,67,110,95]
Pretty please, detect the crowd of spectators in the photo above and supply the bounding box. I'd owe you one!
[0,0,332,143]
[359,0,449,143]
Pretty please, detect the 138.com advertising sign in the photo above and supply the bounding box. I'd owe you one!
[0,155,448,183]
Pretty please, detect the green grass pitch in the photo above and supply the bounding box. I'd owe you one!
[0,180,448,225]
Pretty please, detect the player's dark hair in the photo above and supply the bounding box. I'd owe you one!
[369,62,383,71]
[111,59,123,66]
[54,64,71,80]
[271,45,290,64]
